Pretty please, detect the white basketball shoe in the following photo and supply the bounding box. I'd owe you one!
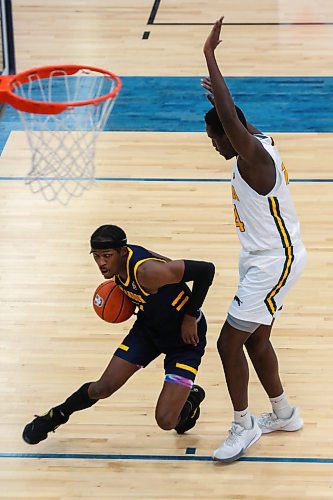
[257,407,303,434]
[212,416,262,463]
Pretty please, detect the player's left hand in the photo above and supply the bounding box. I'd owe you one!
[181,314,199,346]
[201,76,212,92]
[203,16,224,54]
[200,76,215,106]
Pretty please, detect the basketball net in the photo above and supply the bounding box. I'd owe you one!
[0,65,121,204]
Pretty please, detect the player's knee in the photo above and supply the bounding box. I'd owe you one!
[217,329,245,360]
[89,380,115,399]
[155,409,178,431]
[217,331,229,358]
[246,336,271,357]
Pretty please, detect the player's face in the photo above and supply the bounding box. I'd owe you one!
[91,248,123,279]
[206,125,236,160]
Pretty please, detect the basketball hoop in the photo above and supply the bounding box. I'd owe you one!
[0,64,122,204]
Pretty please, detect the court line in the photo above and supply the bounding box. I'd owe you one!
[152,22,333,26]
[1,452,332,463]
[186,447,196,455]
[0,177,332,183]
[147,0,161,25]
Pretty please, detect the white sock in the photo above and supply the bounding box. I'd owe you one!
[234,408,252,429]
[270,392,293,419]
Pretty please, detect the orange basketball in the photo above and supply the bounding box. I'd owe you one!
[93,280,135,323]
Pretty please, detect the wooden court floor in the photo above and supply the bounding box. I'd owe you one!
[1,1,333,499]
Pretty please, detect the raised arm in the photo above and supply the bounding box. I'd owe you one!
[201,76,262,135]
[203,17,276,194]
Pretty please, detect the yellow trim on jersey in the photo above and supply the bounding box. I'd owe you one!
[118,344,129,352]
[122,289,146,304]
[117,247,134,288]
[172,290,185,306]
[281,162,289,184]
[172,290,189,311]
[175,363,197,375]
[266,197,293,315]
[269,197,291,248]
[133,257,167,296]
[176,295,189,311]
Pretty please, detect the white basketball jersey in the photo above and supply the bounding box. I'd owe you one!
[231,134,301,252]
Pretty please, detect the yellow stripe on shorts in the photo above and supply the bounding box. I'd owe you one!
[176,363,197,375]
[266,197,294,315]
[118,344,129,351]
[265,246,293,315]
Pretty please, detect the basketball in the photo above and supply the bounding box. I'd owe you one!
[93,280,135,323]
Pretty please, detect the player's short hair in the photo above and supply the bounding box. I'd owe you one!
[90,225,127,251]
[205,105,248,135]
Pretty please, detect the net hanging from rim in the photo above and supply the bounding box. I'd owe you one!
[0,65,122,204]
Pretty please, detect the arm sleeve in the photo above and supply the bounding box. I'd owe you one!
[182,260,215,316]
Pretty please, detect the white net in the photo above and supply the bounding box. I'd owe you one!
[12,68,119,204]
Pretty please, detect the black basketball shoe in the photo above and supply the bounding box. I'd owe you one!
[175,384,205,434]
[22,408,69,444]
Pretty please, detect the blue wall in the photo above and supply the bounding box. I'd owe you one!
[1,76,333,152]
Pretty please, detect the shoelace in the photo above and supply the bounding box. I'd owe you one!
[259,412,277,425]
[225,422,245,445]
[33,414,61,433]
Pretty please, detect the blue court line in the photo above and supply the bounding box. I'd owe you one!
[186,447,196,455]
[0,177,332,183]
[1,453,332,463]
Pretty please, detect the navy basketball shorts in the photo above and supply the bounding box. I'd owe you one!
[114,314,207,381]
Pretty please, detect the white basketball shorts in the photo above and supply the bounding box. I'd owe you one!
[228,241,307,326]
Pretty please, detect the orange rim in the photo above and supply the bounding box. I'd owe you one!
[0,64,122,114]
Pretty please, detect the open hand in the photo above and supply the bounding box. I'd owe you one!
[200,76,215,106]
[203,16,224,54]
[201,76,212,93]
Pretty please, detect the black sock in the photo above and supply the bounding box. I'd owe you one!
[54,382,98,417]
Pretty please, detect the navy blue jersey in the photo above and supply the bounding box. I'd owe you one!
[114,245,198,330]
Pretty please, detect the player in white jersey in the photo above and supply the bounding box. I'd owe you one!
[202,17,307,463]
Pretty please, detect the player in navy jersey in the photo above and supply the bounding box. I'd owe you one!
[23,224,215,444]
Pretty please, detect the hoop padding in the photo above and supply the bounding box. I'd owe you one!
[4,65,121,204]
